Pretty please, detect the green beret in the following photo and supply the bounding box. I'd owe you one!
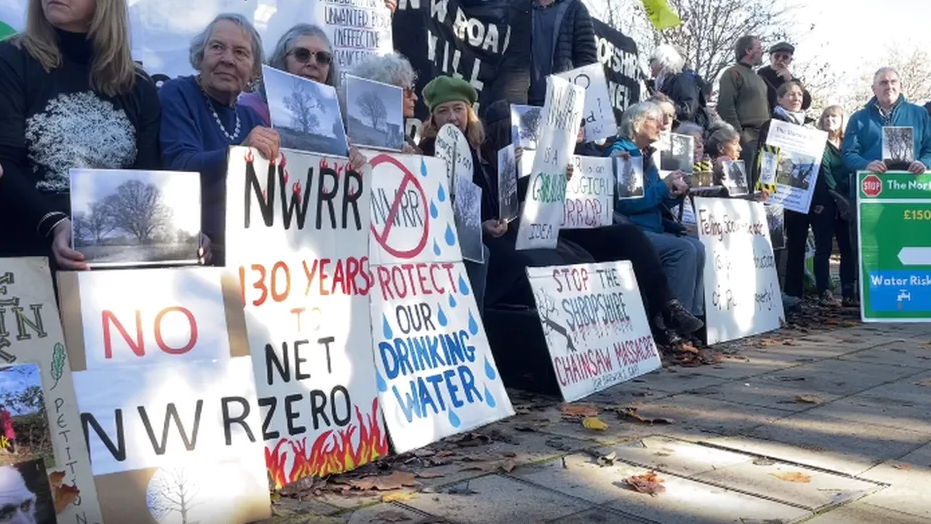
[422,76,477,112]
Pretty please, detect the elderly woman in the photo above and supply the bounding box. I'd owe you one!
[607,102,706,323]
[0,0,160,269]
[649,93,677,133]
[159,13,279,265]
[706,122,742,185]
[650,44,709,129]
[349,52,421,153]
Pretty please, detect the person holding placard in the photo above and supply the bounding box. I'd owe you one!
[0,0,160,269]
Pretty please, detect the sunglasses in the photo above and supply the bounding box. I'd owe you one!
[773,53,793,61]
[289,47,333,65]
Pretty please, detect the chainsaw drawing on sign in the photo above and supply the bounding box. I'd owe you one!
[533,288,578,352]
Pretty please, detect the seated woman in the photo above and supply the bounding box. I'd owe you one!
[347,52,422,153]
[705,122,742,184]
[159,13,278,265]
[0,0,160,269]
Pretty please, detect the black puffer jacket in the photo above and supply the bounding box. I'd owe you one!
[551,0,597,74]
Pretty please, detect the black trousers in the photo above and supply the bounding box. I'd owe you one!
[783,209,811,298]
[810,200,856,295]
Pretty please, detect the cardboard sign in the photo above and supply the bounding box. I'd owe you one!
[526,262,661,402]
[434,124,473,197]
[225,147,386,488]
[58,268,270,524]
[516,76,585,250]
[694,197,785,344]
[563,156,614,229]
[0,257,102,524]
[760,120,827,213]
[556,63,617,142]
[367,153,513,453]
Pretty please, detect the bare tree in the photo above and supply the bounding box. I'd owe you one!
[357,90,388,131]
[519,107,542,144]
[884,127,914,163]
[104,180,172,244]
[147,467,201,524]
[284,78,322,134]
[74,201,116,244]
[883,47,931,103]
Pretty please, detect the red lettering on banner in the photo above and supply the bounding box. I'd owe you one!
[242,258,372,306]
[153,307,198,354]
[613,336,655,367]
[375,262,459,300]
[552,347,615,387]
[103,307,198,359]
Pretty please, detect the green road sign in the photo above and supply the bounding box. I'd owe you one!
[857,171,931,322]
[0,21,15,39]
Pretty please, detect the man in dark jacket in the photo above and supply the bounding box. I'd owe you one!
[528,0,597,106]
[758,42,812,113]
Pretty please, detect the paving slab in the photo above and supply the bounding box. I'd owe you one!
[346,503,446,524]
[757,359,921,396]
[625,369,730,394]
[855,461,931,519]
[856,369,931,406]
[547,508,658,523]
[896,441,931,469]
[505,406,655,446]
[596,436,752,478]
[677,358,790,381]
[624,395,790,437]
[403,474,591,524]
[839,342,931,369]
[689,380,842,413]
[800,394,931,434]
[804,502,931,523]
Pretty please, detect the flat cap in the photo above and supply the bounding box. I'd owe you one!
[769,42,795,55]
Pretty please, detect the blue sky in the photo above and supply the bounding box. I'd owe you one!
[0,364,42,416]
[346,76,403,130]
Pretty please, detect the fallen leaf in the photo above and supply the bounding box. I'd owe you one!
[374,509,412,522]
[581,416,608,431]
[915,379,931,388]
[770,472,811,483]
[615,407,675,425]
[597,451,617,467]
[269,491,281,503]
[782,339,796,346]
[893,463,913,471]
[53,483,80,514]
[349,471,418,491]
[624,471,666,496]
[381,492,415,503]
[459,459,516,474]
[752,458,776,466]
[502,452,517,458]
[415,471,445,479]
[794,395,824,404]
[499,459,518,473]
[559,403,600,417]
[760,338,780,347]
[679,342,699,354]
[48,471,65,489]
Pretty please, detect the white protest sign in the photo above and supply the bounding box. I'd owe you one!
[556,63,617,142]
[367,153,513,454]
[527,262,661,402]
[516,76,585,250]
[763,120,827,214]
[434,124,473,197]
[694,197,785,344]
[0,258,103,524]
[563,156,614,229]
[225,147,387,488]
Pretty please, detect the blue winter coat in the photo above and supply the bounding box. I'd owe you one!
[842,94,931,171]
[606,137,680,234]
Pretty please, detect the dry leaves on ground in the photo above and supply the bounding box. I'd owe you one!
[415,471,445,479]
[615,407,675,425]
[794,395,824,404]
[559,403,600,417]
[624,471,666,496]
[770,472,811,483]
[893,463,913,471]
[374,509,412,522]
[582,416,609,431]
[459,459,518,474]
[381,492,415,503]
[915,379,931,388]
[346,471,418,491]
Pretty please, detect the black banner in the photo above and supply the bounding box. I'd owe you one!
[591,17,641,123]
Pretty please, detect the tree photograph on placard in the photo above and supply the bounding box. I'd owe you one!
[453,176,484,263]
[775,151,817,190]
[766,204,786,250]
[70,169,200,267]
[263,65,349,157]
[661,133,694,172]
[497,145,519,223]
[722,160,749,196]
[145,460,266,524]
[616,155,644,199]
[0,458,57,524]
[759,150,779,185]
[511,104,542,150]
[882,126,914,168]
[345,75,404,152]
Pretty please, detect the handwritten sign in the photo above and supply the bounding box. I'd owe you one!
[225,147,386,488]
[58,268,270,524]
[515,76,585,250]
[761,120,827,213]
[434,124,473,197]
[556,63,617,142]
[694,197,784,344]
[367,153,513,453]
[563,156,614,229]
[0,257,102,524]
[527,262,660,402]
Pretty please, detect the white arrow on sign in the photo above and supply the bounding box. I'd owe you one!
[898,247,931,266]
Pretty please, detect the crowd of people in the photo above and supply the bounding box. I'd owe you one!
[1,0,928,351]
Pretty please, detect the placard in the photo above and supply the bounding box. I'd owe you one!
[225,147,386,488]
[526,262,660,402]
[857,172,931,322]
[0,257,102,524]
[345,74,405,152]
[563,156,614,229]
[694,197,785,344]
[515,76,585,251]
[556,63,617,142]
[497,145,519,223]
[57,268,270,524]
[367,153,513,453]
[760,120,827,213]
[434,124,473,197]
[511,105,542,151]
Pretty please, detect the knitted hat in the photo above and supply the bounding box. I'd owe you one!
[422,76,477,112]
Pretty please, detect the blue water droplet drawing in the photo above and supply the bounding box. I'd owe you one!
[447,409,461,428]
[484,386,497,408]
[438,185,447,202]
[468,311,479,335]
[458,275,471,296]
[484,358,497,380]
[430,201,439,219]
[433,241,441,256]
[420,159,428,178]
[448,294,457,308]
[437,306,448,327]
[375,370,388,393]
[382,315,393,339]
[444,224,456,246]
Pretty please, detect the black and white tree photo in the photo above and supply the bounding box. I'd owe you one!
[660,133,694,172]
[453,176,484,263]
[263,65,349,157]
[766,204,786,250]
[723,160,749,196]
[616,156,644,199]
[497,145,519,222]
[345,75,404,151]
[511,105,542,150]
[882,126,914,168]
[146,467,201,524]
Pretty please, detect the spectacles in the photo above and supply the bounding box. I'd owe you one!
[773,53,793,62]
[403,86,416,98]
[289,47,333,65]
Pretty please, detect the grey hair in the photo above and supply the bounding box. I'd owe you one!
[650,44,685,75]
[190,13,264,80]
[619,101,664,139]
[872,66,899,86]
[706,122,740,156]
[349,52,418,89]
[734,35,758,62]
[268,24,339,87]
[676,122,704,138]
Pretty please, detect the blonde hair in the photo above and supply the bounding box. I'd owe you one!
[421,105,486,150]
[818,105,847,141]
[14,0,136,97]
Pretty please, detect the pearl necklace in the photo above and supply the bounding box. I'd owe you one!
[198,77,241,142]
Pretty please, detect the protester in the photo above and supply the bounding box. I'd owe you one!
[527,0,597,106]
[239,24,338,126]
[607,102,706,327]
[757,42,812,113]
[843,67,931,176]
[814,105,857,307]
[717,35,769,189]
[574,119,602,157]
[417,76,497,315]
[650,93,677,132]
[159,13,277,265]
[348,52,421,153]
[0,0,160,268]
[650,44,709,128]
[705,122,742,184]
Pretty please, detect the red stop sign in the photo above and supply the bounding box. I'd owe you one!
[862,174,883,197]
